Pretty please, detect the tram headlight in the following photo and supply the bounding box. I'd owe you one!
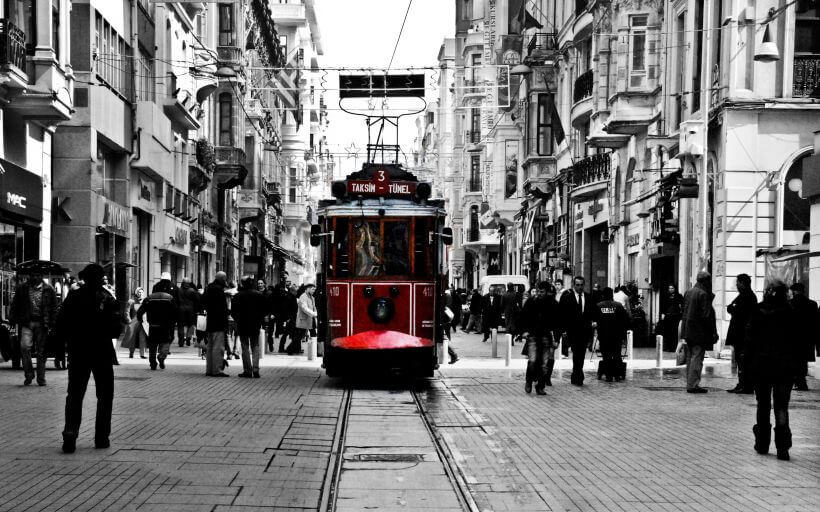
[416,182,431,201]
[368,297,395,324]
[331,181,347,199]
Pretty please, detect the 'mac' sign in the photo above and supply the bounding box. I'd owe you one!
[347,171,417,198]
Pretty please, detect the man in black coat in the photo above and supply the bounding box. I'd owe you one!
[177,278,200,347]
[481,287,504,342]
[278,285,298,352]
[789,282,817,391]
[726,274,758,393]
[138,282,178,371]
[593,287,630,382]
[59,264,123,453]
[232,276,268,378]
[204,271,230,377]
[519,282,560,394]
[680,271,717,393]
[559,275,596,385]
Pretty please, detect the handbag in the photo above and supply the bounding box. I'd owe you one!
[675,342,688,366]
[20,326,33,349]
[196,314,207,332]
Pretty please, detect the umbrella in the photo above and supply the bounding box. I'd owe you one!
[14,260,70,275]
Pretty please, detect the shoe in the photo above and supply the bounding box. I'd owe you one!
[140,355,147,359]
[794,384,809,391]
[158,360,165,370]
[54,361,60,368]
[129,354,134,359]
[238,372,252,378]
[739,388,755,394]
[253,372,260,378]
[687,387,708,394]
[150,365,157,371]
[211,373,230,377]
[23,377,32,386]
[535,388,547,395]
[113,361,119,366]
[776,450,790,461]
[449,356,459,364]
[753,424,771,454]
[62,432,77,454]
[37,380,46,386]
[278,349,286,353]
[186,340,191,347]
[774,426,792,460]
[95,439,110,449]
[605,376,613,383]
[525,382,532,393]
[727,385,742,393]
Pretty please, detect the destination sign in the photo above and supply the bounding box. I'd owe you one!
[347,177,418,197]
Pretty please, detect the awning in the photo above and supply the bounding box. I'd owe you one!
[224,237,246,252]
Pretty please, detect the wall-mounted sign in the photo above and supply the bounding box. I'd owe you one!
[102,199,130,236]
[237,189,262,209]
[174,227,188,246]
[627,234,641,247]
[0,158,42,222]
[202,232,217,254]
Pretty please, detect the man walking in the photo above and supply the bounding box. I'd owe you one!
[59,264,122,453]
[680,271,718,394]
[137,281,178,370]
[788,282,817,391]
[278,284,298,352]
[232,277,267,378]
[559,276,595,385]
[726,274,757,394]
[9,270,58,386]
[177,278,200,348]
[593,287,630,382]
[482,287,503,342]
[520,282,559,394]
[502,283,520,341]
[465,290,483,333]
[204,271,230,377]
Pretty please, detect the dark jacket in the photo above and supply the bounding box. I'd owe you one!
[177,283,200,324]
[725,289,758,348]
[559,290,595,339]
[660,292,684,317]
[281,291,298,321]
[502,290,520,331]
[445,291,462,323]
[9,281,58,328]
[137,291,178,344]
[789,294,818,363]
[152,280,179,305]
[519,294,559,339]
[204,280,229,332]
[469,292,483,315]
[57,286,122,360]
[748,297,799,380]
[231,289,267,336]
[593,300,630,344]
[482,294,503,328]
[680,282,717,348]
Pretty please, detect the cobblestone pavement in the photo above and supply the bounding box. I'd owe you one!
[0,340,817,512]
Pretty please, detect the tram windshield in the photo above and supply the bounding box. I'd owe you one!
[328,217,435,279]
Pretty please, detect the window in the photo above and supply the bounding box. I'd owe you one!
[218,93,233,146]
[469,206,479,241]
[793,2,820,98]
[354,221,382,276]
[288,167,297,203]
[279,34,288,59]
[97,145,117,200]
[629,15,648,89]
[5,0,35,54]
[536,94,554,155]
[783,156,810,233]
[383,221,410,276]
[136,50,155,102]
[469,155,481,191]
[470,108,481,142]
[94,12,131,99]
[52,0,59,59]
[692,0,704,111]
[218,3,234,46]
[331,217,350,278]
[673,11,686,127]
[413,218,434,278]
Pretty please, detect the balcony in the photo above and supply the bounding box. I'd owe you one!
[467,228,480,243]
[571,70,594,129]
[282,201,309,225]
[189,139,214,195]
[0,19,27,88]
[573,0,593,43]
[460,78,485,107]
[216,45,244,76]
[269,2,306,25]
[214,146,248,190]
[569,153,610,199]
[793,56,820,98]
[163,89,201,130]
[526,33,557,64]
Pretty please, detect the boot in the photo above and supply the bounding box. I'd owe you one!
[62,431,77,454]
[544,359,555,387]
[753,424,771,455]
[774,426,792,461]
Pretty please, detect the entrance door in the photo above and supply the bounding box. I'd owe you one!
[584,223,609,288]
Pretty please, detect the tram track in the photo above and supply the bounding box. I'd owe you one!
[319,382,478,512]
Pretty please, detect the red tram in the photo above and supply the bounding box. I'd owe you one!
[310,163,452,377]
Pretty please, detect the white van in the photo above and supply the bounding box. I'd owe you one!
[479,274,530,296]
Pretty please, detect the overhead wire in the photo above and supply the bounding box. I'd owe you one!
[387,0,414,71]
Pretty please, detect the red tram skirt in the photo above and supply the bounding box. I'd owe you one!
[331,330,434,350]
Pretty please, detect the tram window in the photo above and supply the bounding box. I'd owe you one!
[414,218,434,279]
[332,218,350,277]
[383,221,410,276]
[354,220,382,277]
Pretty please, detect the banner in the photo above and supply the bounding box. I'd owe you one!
[505,140,518,198]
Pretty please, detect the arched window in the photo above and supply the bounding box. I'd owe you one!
[218,93,233,146]
[782,155,810,239]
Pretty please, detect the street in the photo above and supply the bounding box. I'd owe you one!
[0,330,817,512]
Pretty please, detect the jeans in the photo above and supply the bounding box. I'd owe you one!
[465,314,481,333]
[63,355,114,443]
[177,323,195,347]
[525,335,552,386]
[240,333,260,374]
[148,342,170,369]
[21,321,48,383]
[206,331,226,375]
[755,376,792,429]
[685,344,706,389]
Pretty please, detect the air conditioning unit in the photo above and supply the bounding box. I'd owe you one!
[679,120,705,156]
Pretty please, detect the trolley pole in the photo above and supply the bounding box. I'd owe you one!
[655,334,663,368]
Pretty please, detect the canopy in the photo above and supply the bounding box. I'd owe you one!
[14,260,70,275]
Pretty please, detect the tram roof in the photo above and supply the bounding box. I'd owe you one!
[317,197,445,217]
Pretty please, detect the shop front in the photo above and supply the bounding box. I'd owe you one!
[0,158,44,320]
[97,198,131,300]
[160,218,190,285]
[196,230,217,286]
[571,192,609,288]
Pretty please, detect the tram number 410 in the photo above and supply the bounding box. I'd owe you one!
[328,286,342,297]
[421,286,434,298]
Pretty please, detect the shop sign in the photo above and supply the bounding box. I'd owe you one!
[627,234,641,247]
[102,200,130,235]
[134,176,155,211]
[237,189,262,209]
[174,227,188,246]
[587,199,603,220]
[0,159,43,222]
[202,232,217,254]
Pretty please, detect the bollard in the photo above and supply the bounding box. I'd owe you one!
[504,334,512,367]
[626,330,634,361]
[438,339,448,365]
[307,336,317,361]
[491,328,498,358]
[259,328,267,358]
[655,334,663,368]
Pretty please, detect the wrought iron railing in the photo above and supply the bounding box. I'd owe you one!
[216,45,242,65]
[570,153,610,188]
[573,69,593,103]
[527,33,557,59]
[465,130,482,144]
[793,55,820,98]
[214,146,246,168]
[0,19,27,71]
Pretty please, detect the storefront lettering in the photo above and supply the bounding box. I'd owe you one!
[6,192,26,209]
[103,201,130,234]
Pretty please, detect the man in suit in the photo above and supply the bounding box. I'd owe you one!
[482,287,504,342]
[559,275,595,385]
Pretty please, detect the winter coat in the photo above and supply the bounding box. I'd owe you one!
[789,294,818,363]
[152,280,180,306]
[137,291,178,344]
[57,286,122,361]
[231,289,267,336]
[680,282,717,349]
[296,293,317,330]
[204,280,229,333]
[747,298,800,380]
[519,294,559,339]
[660,292,684,317]
[594,299,630,344]
[725,289,758,348]
[482,294,503,328]
[502,290,520,332]
[9,281,58,328]
[469,292,483,315]
[177,283,201,324]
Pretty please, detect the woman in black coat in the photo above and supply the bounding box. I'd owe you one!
[659,284,684,351]
[747,281,800,461]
